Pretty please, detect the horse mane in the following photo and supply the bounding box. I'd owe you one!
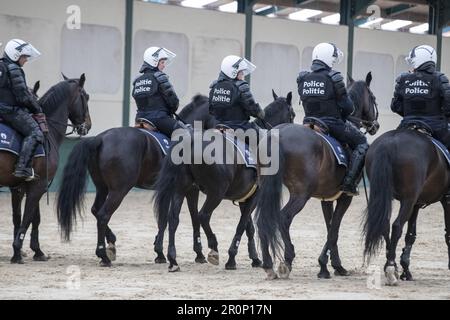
[347,80,366,108]
[178,94,208,117]
[38,80,72,115]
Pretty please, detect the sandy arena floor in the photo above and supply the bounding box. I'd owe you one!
[0,191,449,300]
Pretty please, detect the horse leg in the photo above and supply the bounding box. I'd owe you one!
[329,194,353,277]
[400,205,420,281]
[318,200,333,279]
[167,194,184,272]
[384,200,415,286]
[10,187,25,262]
[95,190,128,267]
[91,187,117,262]
[225,194,257,270]
[30,206,49,261]
[441,197,450,270]
[199,195,222,266]
[186,187,206,264]
[153,207,168,264]
[11,184,45,264]
[278,194,308,279]
[246,216,262,268]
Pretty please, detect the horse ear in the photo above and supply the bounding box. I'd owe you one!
[272,89,278,101]
[61,72,69,81]
[79,73,86,88]
[286,92,292,105]
[33,81,40,95]
[366,71,373,87]
[347,73,355,86]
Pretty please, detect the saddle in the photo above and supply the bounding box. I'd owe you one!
[215,124,234,134]
[135,118,157,131]
[400,120,433,136]
[303,117,330,135]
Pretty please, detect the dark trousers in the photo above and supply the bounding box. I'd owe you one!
[136,111,181,137]
[0,105,43,168]
[325,118,367,149]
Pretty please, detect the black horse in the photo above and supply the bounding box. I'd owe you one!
[364,127,450,285]
[0,75,91,263]
[153,91,295,272]
[56,95,216,267]
[255,73,379,280]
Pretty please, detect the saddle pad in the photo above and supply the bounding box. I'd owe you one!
[315,132,348,167]
[223,132,257,169]
[0,123,45,157]
[139,128,171,156]
[431,137,450,166]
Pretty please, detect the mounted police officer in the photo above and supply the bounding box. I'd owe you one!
[132,46,185,137]
[391,45,450,150]
[209,55,264,131]
[297,42,369,196]
[0,39,46,181]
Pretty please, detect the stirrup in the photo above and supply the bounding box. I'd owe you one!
[13,168,39,182]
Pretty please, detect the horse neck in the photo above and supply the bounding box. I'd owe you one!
[43,97,71,151]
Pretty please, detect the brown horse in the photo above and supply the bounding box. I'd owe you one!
[0,74,91,263]
[364,128,450,285]
[255,72,379,280]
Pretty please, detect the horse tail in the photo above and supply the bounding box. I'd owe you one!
[255,134,285,260]
[363,147,394,260]
[153,153,185,229]
[57,136,101,241]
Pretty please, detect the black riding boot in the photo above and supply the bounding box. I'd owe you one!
[341,143,369,196]
[13,136,40,181]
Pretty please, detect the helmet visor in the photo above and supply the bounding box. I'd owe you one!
[158,48,176,66]
[334,48,344,66]
[238,58,256,76]
[20,43,41,63]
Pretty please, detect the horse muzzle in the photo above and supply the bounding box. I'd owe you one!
[76,123,90,136]
[367,120,380,135]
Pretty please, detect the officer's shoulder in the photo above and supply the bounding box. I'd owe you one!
[235,80,249,89]
[154,71,168,81]
[435,72,449,83]
[395,72,409,82]
[329,70,343,82]
[297,71,309,80]
[209,80,218,88]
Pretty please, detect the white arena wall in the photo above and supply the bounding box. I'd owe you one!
[0,0,448,140]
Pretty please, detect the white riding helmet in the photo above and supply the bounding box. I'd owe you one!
[312,42,343,68]
[4,39,41,62]
[221,55,256,79]
[405,45,437,69]
[143,47,176,68]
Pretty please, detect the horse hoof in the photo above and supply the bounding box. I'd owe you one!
[168,265,180,273]
[317,270,331,279]
[251,259,262,268]
[400,271,413,281]
[10,256,24,264]
[385,266,399,286]
[106,244,116,262]
[278,262,291,279]
[207,250,219,266]
[99,260,112,267]
[225,262,237,270]
[33,254,50,262]
[264,269,278,280]
[334,266,350,276]
[155,256,167,264]
[195,256,207,264]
